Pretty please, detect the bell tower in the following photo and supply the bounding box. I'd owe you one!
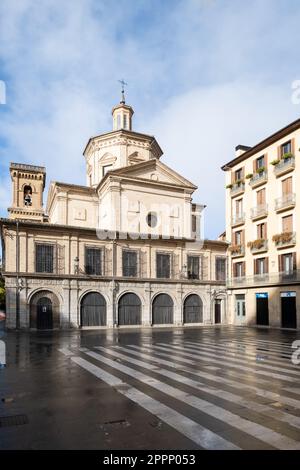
[8,163,46,221]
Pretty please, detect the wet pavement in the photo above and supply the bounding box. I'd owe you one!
[0,325,300,450]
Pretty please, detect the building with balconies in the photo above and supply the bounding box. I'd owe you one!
[222,118,300,329]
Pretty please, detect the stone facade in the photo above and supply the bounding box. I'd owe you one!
[0,95,227,330]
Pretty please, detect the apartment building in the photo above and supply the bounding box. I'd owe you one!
[222,118,300,329]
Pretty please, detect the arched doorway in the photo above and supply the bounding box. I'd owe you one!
[37,297,53,330]
[152,294,173,325]
[80,292,106,327]
[30,290,60,329]
[118,293,141,326]
[183,294,203,324]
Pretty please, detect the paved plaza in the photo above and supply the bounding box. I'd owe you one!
[1,325,300,450]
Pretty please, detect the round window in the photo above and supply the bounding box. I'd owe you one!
[146,212,158,228]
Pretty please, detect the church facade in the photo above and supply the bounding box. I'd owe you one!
[0,96,227,330]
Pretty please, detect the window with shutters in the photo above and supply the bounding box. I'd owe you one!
[216,257,226,281]
[234,230,243,245]
[156,253,171,279]
[279,253,296,274]
[256,156,265,170]
[282,214,293,233]
[234,168,243,182]
[233,261,245,278]
[254,257,268,275]
[122,250,138,277]
[257,222,267,239]
[282,176,292,195]
[85,247,102,275]
[187,256,200,279]
[281,140,291,156]
[256,188,266,206]
[235,198,243,218]
[35,244,55,273]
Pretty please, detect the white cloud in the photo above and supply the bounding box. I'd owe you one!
[146,81,299,237]
[1,0,300,239]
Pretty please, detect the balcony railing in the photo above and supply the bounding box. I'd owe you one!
[230,182,245,197]
[249,171,268,188]
[250,204,268,220]
[274,157,295,177]
[273,231,296,248]
[275,193,296,212]
[248,239,268,254]
[227,270,300,288]
[231,212,245,226]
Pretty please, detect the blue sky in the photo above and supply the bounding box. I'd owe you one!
[1,0,300,238]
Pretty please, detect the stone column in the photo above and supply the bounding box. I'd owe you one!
[175,283,183,325]
[143,282,152,326]
[69,279,79,328]
[61,279,71,328]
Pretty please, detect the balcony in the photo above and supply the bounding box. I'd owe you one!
[273,156,295,177]
[247,239,268,254]
[249,171,268,189]
[231,212,245,227]
[227,270,300,288]
[230,182,245,197]
[275,193,296,213]
[229,244,245,258]
[250,204,268,221]
[272,231,296,249]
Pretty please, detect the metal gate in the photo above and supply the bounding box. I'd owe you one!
[37,297,53,330]
[80,292,106,327]
[281,296,297,328]
[256,298,269,325]
[183,294,203,324]
[214,299,221,324]
[152,294,173,325]
[118,293,141,325]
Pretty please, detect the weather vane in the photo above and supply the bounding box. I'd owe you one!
[118,79,128,103]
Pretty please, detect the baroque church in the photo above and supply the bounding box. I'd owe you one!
[0,92,227,329]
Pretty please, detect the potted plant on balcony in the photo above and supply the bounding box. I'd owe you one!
[247,238,266,250]
[282,152,293,160]
[256,166,266,174]
[270,159,280,166]
[234,179,244,187]
[226,183,233,189]
[272,232,293,245]
[229,244,242,254]
[245,173,253,179]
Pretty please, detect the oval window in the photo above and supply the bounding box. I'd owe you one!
[146,212,158,228]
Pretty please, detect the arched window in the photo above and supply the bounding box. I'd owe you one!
[118,293,141,325]
[117,114,121,129]
[24,185,32,206]
[152,294,173,324]
[183,294,203,323]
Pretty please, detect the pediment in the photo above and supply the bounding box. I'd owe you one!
[99,152,117,164]
[107,159,197,189]
[128,151,146,164]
